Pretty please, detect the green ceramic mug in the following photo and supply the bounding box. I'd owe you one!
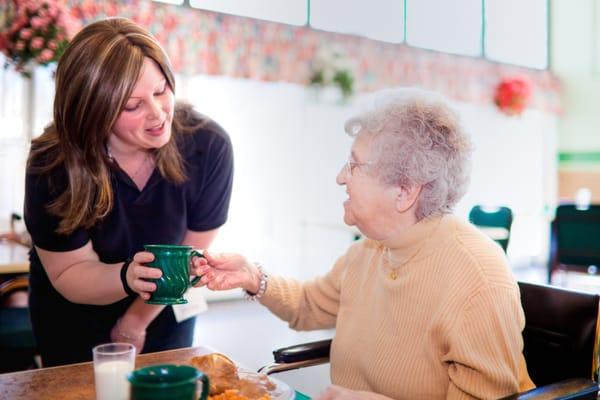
[144,244,203,305]
[128,364,209,400]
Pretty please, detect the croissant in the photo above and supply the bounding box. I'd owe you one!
[191,353,241,395]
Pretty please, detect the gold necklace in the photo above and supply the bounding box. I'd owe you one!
[107,146,153,178]
[383,247,401,280]
[382,235,433,280]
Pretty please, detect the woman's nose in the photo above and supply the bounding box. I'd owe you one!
[146,98,163,120]
[336,166,347,186]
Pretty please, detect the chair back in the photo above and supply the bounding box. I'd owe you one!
[0,275,37,372]
[548,205,600,282]
[469,205,513,252]
[519,281,600,387]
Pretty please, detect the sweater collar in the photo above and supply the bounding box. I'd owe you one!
[374,214,452,265]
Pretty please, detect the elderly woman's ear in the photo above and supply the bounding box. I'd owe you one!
[395,185,422,213]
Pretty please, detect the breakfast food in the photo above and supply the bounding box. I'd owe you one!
[191,353,240,395]
[190,353,275,400]
[209,389,270,400]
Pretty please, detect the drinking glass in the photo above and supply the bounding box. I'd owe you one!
[93,342,136,400]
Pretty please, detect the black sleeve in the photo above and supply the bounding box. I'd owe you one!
[24,170,89,252]
[186,122,234,232]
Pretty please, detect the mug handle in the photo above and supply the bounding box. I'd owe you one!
[190,249,204,286]
[198,373,210,400]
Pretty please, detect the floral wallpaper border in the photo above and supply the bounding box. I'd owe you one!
[68,0,561,114]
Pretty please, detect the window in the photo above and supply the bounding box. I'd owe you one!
[406,0,482,57]
[181,0,549,69]
[189,0,307,26]
[152,0,184,5]
[310,0,404,43]
[484,0,548,69]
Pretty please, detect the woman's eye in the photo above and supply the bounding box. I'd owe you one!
[124,102,141,112]
[155,86,167,96]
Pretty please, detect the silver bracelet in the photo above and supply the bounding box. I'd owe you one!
[115,318,146,341]
[243,263,268,301]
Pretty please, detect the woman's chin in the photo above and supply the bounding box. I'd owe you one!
[342,212,356,227]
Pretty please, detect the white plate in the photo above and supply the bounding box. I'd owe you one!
[238,371,295,400]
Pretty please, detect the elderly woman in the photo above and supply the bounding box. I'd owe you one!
[188,91,533,399]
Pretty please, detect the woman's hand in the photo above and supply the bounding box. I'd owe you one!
[125,251,162,301]
[194,251,261,293]
[316,385,370,400]
[110,316,146,354]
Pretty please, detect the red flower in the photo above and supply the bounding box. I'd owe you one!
[494,77,533,116]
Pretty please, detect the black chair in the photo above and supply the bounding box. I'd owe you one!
[0,275,38,373]
[548,204,600,284]
[259,281,600,399]
[469,205,513,253]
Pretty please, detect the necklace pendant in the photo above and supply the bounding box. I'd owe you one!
[389,270,398,280]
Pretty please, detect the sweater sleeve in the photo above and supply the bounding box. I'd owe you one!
[444,285,525,399]
[258,254,346,331]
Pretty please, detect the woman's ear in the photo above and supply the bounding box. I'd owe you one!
[395,185,422,213]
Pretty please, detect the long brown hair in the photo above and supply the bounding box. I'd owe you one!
[27,18,197,234]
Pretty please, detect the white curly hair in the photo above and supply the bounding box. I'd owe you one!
[344,88,472,220]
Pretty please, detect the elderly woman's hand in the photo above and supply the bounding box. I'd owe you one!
[195,251,261,293]
[125,251,162,301]
[316,385,372,400]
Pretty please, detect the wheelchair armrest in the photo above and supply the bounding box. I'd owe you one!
[258,339,332,375]
[498,378,599,400]
[273,339,332,363]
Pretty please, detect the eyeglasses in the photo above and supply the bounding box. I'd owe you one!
[344,158,373,176]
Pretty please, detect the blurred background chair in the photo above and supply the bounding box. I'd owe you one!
[468,205,513,253]
[548,204,600,284]
[260,281,600,399]
[0,275,38,372]
[0,212,36,372]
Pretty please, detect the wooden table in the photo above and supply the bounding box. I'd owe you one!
[0,241,29,275]
[0,346,214,399]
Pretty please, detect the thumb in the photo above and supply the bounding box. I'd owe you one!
[202,250,219,264]
[203,251,232,267]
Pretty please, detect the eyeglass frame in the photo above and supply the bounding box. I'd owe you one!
[344,157,374,176]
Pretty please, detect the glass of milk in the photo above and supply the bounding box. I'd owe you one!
[93,343,136,400]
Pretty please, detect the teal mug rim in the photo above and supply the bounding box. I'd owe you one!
[128,364,203,389]
[144,244,193,251]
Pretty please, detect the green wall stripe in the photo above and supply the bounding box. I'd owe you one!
[481,0,486,57]
[559,152,600,163]
[403,0,407,43]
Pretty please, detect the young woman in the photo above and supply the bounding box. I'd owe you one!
[24,17,234,366]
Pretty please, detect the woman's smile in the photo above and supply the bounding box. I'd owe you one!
[145,120,166,137]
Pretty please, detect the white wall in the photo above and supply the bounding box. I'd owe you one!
[454,102,557,265]
[551,0,600,152]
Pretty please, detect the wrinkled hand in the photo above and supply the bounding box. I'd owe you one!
[316,385,368,400]
[194,251,259,293]
[125,251,162,301]
[110,317,146,354]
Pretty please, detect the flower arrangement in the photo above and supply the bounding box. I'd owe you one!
[0,0,80,77]
[493,76,533,116]
[309,45,355,99]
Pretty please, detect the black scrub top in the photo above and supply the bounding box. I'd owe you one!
[23,117,234,366]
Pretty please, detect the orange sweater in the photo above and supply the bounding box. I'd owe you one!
[260,214,534,399]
